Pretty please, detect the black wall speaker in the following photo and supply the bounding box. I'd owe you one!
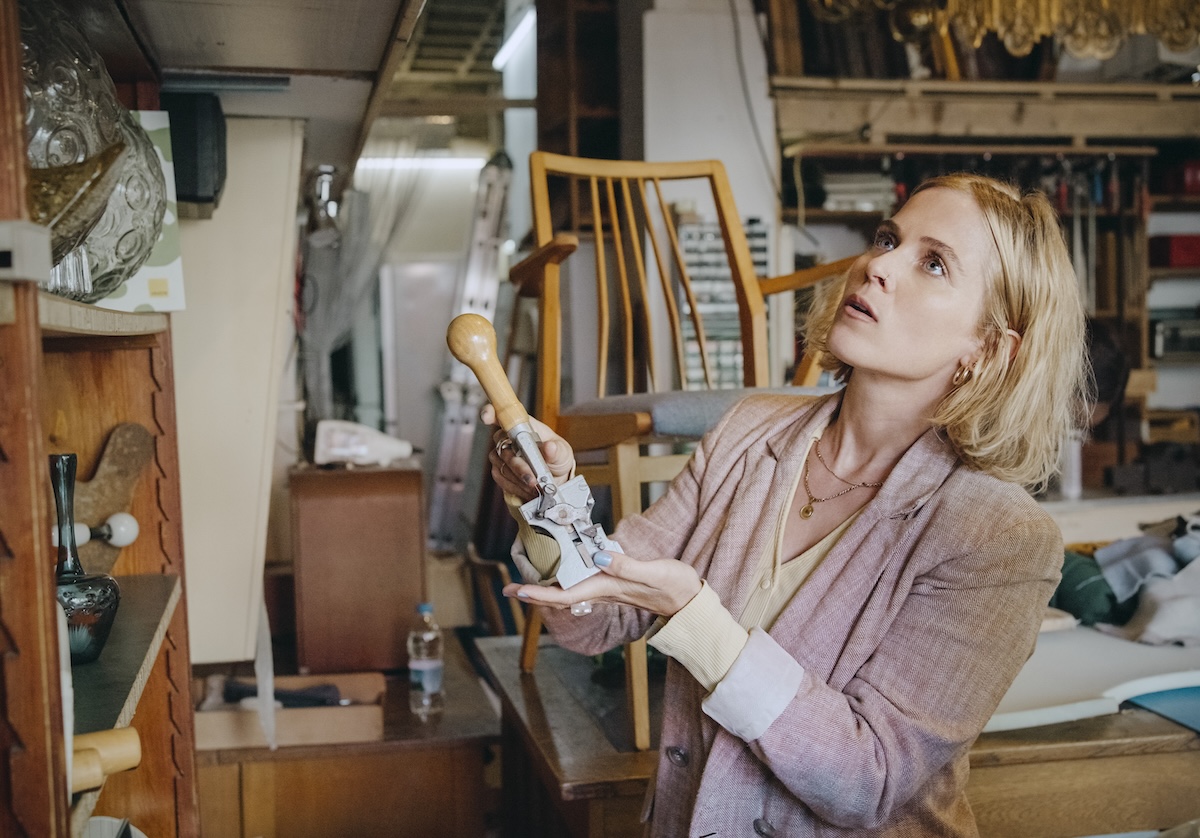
[160,92,227,219]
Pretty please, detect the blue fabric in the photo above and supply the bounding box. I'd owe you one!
[561,386,840,439]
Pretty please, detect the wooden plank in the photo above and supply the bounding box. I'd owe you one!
[771,76,1200,100]
[969,750,1200,837]
[785,141,1159,159]
[240,747,488,838]
[352,0,425,167]
[197,763,241,837]
[37,293,167,338]
[775,87,1200,146]
[765,0,803,77]
[0,1,70,832]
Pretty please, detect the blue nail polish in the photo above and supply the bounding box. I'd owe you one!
[594,551,612,568]
[517,590,530,598]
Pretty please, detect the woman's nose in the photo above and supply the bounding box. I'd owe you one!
[864,251,895,290]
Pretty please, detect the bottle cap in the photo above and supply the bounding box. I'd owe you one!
[417,602,433,615]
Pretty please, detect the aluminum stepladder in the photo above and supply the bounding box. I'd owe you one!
[426,150,513,553]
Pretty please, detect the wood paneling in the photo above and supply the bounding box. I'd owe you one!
[197,762,241,837]
[240,747,487,838]
[0,0,69,832]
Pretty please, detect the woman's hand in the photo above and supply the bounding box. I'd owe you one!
[481,403,575,502]
[502,549,702,618]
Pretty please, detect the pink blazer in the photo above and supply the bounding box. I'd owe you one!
[540,393,1062,837]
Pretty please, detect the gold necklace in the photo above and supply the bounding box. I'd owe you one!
[799,437,885,520]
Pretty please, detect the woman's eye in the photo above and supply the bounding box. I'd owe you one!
[923,254,946,276]
[872,230,895,250]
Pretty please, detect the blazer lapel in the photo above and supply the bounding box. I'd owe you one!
[709,394,843,619]
[766,426,963,679]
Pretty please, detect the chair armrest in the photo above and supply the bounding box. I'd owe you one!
[759,254,858,297]
[510,233,580,297]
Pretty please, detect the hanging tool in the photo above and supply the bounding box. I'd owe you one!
[447,314,620,612]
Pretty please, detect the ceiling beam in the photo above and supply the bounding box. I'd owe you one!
[379,95,534,117]
[352,0,427,170]
[456,0,503,78]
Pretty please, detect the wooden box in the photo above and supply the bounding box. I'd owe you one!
[290,466,426,673]
[193,673,386,750]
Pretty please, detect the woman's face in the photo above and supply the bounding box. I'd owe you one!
[827,187,995,388]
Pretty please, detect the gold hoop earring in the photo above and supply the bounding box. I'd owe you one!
[952,366,974,387]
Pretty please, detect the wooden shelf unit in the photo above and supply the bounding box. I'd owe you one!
[1,3,198,833]
[0,276,201,837]
[70,575,182,833]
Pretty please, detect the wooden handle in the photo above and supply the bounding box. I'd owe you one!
[74,727,141,775]
[447,314,530,433]
[71,748,104,793]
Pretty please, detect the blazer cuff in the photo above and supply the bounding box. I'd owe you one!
[701,627,805,741]
[647,582,748,691]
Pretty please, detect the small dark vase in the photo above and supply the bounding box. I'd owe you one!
[51,453,120,665]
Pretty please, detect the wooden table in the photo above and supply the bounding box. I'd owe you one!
[475,635,1200,838]
[196,634,500,838]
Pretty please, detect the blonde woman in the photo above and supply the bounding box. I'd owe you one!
[485,174,1088,837]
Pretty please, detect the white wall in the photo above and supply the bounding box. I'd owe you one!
[502,0,537,245]
[643,2,778,229]
[380,164,482,462]
[174,117,303,663]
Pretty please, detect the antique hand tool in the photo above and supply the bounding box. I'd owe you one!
[447,314,619,609]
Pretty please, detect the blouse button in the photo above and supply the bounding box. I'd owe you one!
[665,745,689,767]
[760,578,771,590]
[753,818,777,837]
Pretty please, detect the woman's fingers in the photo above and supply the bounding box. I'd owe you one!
[479,403,576,492]
[503,551,702,617]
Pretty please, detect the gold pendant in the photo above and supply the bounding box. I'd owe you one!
[800,504,814,519]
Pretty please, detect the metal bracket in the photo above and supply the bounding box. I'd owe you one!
[0,221,51,284]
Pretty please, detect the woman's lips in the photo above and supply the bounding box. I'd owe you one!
[844,294,876,321]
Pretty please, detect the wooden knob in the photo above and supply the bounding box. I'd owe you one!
[446,314,530,433]
[74,727,141,775]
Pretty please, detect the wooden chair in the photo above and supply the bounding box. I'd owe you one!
[466,543,526,637]
[510,151,855,749]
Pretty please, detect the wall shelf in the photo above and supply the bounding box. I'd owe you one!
[1150,267,1200,282]
[785,141,1160,159]
[38,292,168,338]
[69,574,181,834]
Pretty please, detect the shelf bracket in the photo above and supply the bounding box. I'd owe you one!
[0,220,51,284]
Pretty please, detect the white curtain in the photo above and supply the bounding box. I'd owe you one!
[302,134,424,421]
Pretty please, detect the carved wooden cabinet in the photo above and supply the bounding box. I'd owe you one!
[0,1,199,833]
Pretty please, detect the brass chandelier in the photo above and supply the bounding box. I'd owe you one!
[808,0,1200,58]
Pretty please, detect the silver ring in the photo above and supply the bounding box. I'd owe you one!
[495,437,514,458]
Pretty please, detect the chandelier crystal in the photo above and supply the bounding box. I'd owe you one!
[807,0,1200,59]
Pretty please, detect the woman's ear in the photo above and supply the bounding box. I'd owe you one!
[1004,328,1022,364]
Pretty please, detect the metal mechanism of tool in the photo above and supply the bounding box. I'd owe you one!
[447,313,619,614]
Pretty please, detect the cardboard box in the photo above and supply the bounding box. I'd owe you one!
[193,672,387,751]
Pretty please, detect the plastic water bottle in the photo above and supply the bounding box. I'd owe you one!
[407,602,444,720]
